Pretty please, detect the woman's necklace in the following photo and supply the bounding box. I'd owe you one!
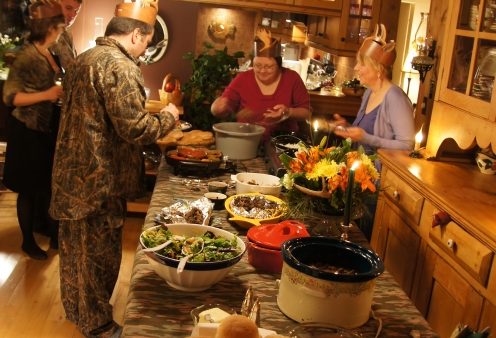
[33,42,61,74]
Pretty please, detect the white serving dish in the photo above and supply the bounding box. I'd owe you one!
[232,172,282,196]
[140,223,246,292]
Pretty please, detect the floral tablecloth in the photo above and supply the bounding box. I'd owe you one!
[121,157,438,338]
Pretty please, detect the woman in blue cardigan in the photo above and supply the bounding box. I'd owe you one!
[334,24,415,154]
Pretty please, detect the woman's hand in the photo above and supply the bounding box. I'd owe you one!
[334,126,365,141]
[262,104,288,124]
[46,85,63,103]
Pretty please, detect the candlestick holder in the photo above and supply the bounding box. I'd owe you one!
[340,222,353,241]
[409,147,424,158]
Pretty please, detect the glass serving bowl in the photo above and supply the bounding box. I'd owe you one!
[287,322,361,338]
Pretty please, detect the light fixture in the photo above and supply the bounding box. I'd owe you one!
[411,12,435,83]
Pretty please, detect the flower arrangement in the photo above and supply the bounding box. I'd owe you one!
[0,33,22,68]
[280,137,380,217]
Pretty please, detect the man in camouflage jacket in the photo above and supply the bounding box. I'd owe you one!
[49,3,176,336]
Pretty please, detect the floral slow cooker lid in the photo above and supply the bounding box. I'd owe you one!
[247,220,309,250]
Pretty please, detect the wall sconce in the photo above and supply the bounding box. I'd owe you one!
[208,20,236,40]
[411,12,435,83]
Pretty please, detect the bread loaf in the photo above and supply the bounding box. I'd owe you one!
[214,315,260,338]
[177,130,215,146]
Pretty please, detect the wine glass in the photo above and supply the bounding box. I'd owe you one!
[53,72,64,106]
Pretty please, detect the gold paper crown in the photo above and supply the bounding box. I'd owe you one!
[358,24,396,66]
[29,1,63,20]
[115,0,159,26]
[254,28,281,57]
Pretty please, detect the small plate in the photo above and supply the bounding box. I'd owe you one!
[288,322,361,337]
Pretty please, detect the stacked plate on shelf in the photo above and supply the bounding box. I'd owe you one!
[471,48,496,102]
[470,4,479,30]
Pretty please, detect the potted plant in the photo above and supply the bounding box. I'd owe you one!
[182,42,244,131]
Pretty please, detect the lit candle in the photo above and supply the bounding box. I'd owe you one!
[313,119,319,132]
[311,119,319,145]
[414,128,423,151]
[343,161,360,226]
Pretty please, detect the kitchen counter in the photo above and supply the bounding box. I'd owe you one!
[309,90,362,119]
[121,157,438,337]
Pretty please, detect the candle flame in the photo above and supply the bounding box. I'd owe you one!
[415,129,423,144]
[313,120,319,131]
[351,161,360,171]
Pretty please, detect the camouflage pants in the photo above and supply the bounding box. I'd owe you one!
[59,208,123,337]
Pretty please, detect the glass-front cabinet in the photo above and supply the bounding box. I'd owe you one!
[438,0,496,121]
[339,0,380,49]
[305,0,399,56]
[293,0,342,10]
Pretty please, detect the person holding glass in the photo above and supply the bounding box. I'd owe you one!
[211,28,310,139]
[2,1,65,260]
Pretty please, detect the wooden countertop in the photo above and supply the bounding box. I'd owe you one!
[378,149,496,251]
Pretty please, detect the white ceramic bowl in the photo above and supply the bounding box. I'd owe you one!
[140,223,246,292]
[233,172,282,196]
[476,152,496,175]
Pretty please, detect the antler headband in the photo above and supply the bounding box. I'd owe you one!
[253,28,281,57]
[358,24,396,66]
[115,0,159,26]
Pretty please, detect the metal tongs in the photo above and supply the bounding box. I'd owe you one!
[240,287,260,324]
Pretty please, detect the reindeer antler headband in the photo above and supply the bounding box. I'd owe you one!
[358,24,396,66]
[254,28,281,57]
[115,0,159,26]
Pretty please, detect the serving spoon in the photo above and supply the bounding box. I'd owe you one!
[177,237,205,274]
[142,235,185,253]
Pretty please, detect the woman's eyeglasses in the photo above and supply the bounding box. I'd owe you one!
[253,64,276,71]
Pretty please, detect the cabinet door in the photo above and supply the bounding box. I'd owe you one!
[415,245,483,338]
[371,196,421,296]
[248,0,293,3]
[438,0,496,121]
[338,0,381,51]
[293,0,342,10]
[480,300,496,331]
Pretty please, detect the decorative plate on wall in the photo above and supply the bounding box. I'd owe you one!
[141,15,168,64]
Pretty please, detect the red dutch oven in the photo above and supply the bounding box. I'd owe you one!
[246,220,309,274]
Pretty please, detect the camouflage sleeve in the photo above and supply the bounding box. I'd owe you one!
[103,62,176,145]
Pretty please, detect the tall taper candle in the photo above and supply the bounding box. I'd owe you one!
[343,161,359,226]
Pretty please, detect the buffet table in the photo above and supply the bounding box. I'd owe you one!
[122,157,438,337]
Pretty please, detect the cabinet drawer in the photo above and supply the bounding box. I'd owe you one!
[381,168,424,225]
[429,214,493,286]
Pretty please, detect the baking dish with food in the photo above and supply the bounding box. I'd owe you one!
[224,193,287,229]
